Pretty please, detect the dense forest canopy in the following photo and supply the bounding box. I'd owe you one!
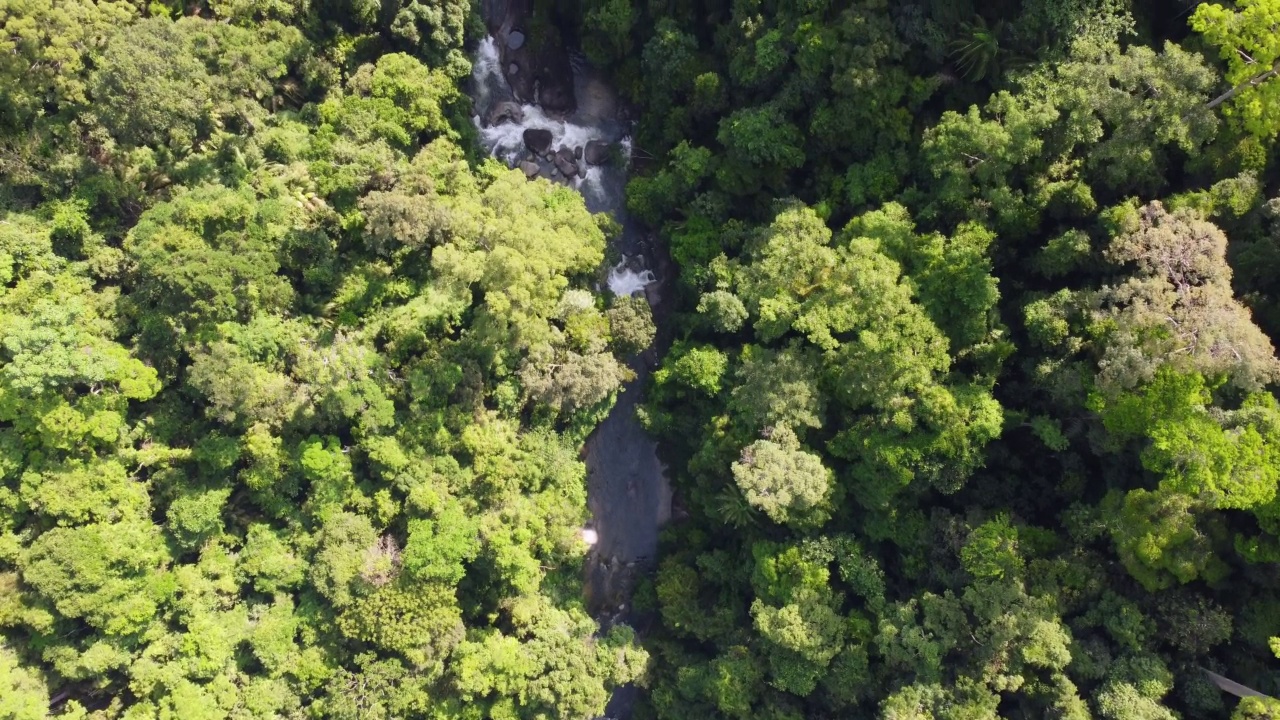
[0,1,649,717]
[1,0,1280,718]
[572,0,1280,717]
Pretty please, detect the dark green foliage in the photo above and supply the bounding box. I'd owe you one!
[601,0,1280,717]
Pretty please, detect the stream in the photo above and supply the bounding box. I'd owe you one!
[469,12,673,720]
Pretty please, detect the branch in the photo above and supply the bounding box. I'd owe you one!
[1205,59,1280,111]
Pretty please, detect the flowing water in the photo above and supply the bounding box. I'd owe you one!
[470,27,671,720]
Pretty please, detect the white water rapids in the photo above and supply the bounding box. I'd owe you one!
[607,257,656,298]
[470,38,635,208]
[470,36,650,299]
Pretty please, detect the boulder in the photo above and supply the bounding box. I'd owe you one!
[554,147,579,178]
[485,101,524,127]
[519,161,540,179]
[508,62,519,75]
[523,128,553,155]
[584,140,611,166]
[574,146,583,160]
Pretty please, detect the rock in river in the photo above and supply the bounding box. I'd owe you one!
[485,101,524,127]
[584,139,611,166]
[519,161,540,179]
[554,147,579,178]
[523,128,553,155]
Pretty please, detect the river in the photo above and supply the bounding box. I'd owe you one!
[468,15,673,720]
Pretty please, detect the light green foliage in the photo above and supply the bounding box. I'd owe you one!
[1096,681,1178,720]
[923,41,1217,229]
[729,346,824,434]
[321,653,431,720]
[1236,696,1280,719]
[750,542,847,695]
[19,459,147,525]
[324,53,461,149]
[166,486,232,548]
[1101,488,1226,591]
[960,515,1024,580]
[1192,0,1280,138]
[0,642,48,720]
[732,427,832,529]
[401,503,480,584]
[20,521,169,635]
[1097,370,1280,511]
[656,343,729,395]
[698,290,749,333]
[336,580,464,667]
[0,274,159,401]
[209,0,309,23]
[309,511,379,608]
[848,203,1000,353]
[451,598,644,719]
[124,183,298,339]
[89,18,307,151]
[0,0,137,126]
[239,524,306,593]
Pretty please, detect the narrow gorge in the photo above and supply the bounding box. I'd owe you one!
[468,6,673,707]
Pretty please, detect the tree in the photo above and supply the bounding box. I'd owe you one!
[749,542,848,696]
[732,426,833,529]
[606,296,656,356]
[20,521,170,636]
[383,0,476,78]
[0,0,137,124]
[1192,0,1280,138]
[1095,202,1279,393]
[124,183,297,344]
[728,346,825,435]
[0,642,48,720]
[960,515,1024,581]
[89,18,215,150]
[1101,488,1227,591]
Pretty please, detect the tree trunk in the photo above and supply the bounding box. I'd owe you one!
[1205,60,1280,110]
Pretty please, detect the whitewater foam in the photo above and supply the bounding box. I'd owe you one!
[470,37,613,165]
[608,256,656,298]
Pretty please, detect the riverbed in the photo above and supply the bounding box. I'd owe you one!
[468,15,673,720]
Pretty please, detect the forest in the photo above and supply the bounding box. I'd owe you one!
[1,0,1280,718]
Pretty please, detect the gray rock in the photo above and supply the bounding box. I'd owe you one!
[574,146,583,160]
[508,62,519,75]
[519,161,540,179]
[584,139,611,166]
[506,30,525,50]
[485,101,524,127]
[554,147,579,178]
[523,128,553,155]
